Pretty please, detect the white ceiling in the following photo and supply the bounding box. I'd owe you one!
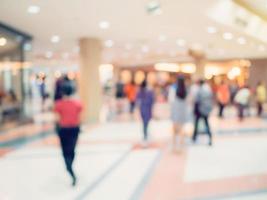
[0,0,266,66]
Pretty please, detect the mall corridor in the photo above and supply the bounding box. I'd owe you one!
[1,0,267,199]
[0,106,267,200]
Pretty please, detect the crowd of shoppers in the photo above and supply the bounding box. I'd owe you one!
[51,72,266,185]
[114,76,266,151]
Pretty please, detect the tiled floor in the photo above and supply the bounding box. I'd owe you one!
[0,106,267,200]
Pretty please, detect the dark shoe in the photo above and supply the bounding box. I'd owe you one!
[71,175,77,187]
[208,140,212,146]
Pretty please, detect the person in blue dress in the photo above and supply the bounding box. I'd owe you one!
[137,80,155,145]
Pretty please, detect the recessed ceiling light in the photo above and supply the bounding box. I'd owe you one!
[51,35,60,43]
[45,51,53,58]
[146,1,162,15]
[258,45,266,52]
[99,21,110,29]
[237,37,246,45]
[207,26,217,34]
[158,35,167,42]
[141,45,149,53]
[223,32,233,40]
[27,5,40,14]
[0,37,7,46]
[176,39,186,47]
[104,40,114,48]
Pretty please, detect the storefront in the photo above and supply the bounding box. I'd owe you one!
[0,23,33,126]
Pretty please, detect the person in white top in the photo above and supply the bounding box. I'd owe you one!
[234,85,251,121]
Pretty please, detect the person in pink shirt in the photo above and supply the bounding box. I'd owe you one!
[54,82,83,186]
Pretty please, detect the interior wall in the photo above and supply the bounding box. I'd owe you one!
[249,59,267,87]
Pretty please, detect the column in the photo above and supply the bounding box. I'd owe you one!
[195,57,206,79]
[79,38,102,123]
[189,49,206,79]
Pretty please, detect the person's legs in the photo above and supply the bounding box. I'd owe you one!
[143,119,149,141]
[172,123,180,151]
[67,127,79,185]
[238,104,244,121]
[204,116,212,145]
[219,103,225,118]
[58,128,79,186]
[257,102,263,117]
[130,101,135,114]
[192,115,200,142]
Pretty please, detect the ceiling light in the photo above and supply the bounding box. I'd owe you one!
[51,35,60,43]
[141,45,149,53]
[258,45,266,52]
[158,35,167,42]
[99,21,110,29]
[45,51,53,58]
[180,63,196,73]
[154,63,180,72]
[146,1,162,15]
[0,37,7,46]
[104,40,114,48]
[27,5,40,14]
[237,37,246,45]
[223,32,233,40]
[176,39,186,47]
[207,26,217,34]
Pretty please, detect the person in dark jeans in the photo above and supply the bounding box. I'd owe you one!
[54,82,83,186]
[192,113,212,145]
[58,127,80,182]
[192,80,213,146]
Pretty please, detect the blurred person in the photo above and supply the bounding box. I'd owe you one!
[256,81,266,117]
[216,80,230,118]
[229,81,239,104]
[192,79,213,146]
[54,76,64,102]
[168,76,189,152]
[234,85,251,121]
[0,86,5,105]
[115,78,125,114]
[54,75,74,133]
[54,82,83,186]
[137,80,155,146]
[54,75,74,102]
[124,80,138,114]
[39,76,47,108]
